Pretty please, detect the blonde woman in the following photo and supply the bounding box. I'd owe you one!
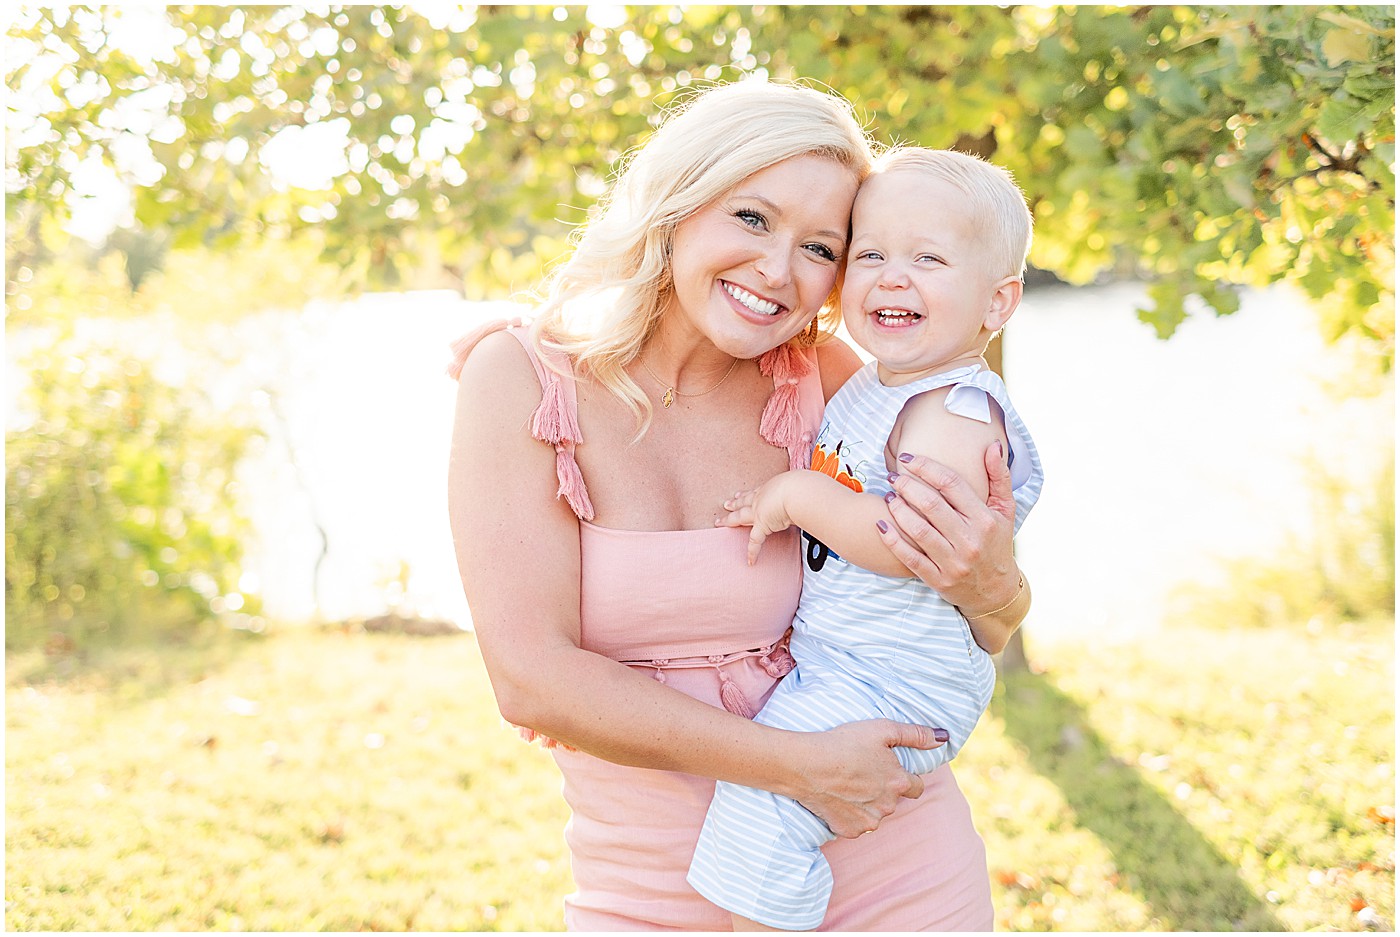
[448,80,1028,930]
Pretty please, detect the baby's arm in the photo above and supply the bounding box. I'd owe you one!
[719,386,1009,580]
[720,470,914,575]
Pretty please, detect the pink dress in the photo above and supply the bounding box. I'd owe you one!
[451,324,994,931]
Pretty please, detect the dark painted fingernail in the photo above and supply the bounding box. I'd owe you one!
[876,519,889,533]
[898,452,914,463]
[887,472,899,484]
[933,728,950,743]
[884,491,896,504]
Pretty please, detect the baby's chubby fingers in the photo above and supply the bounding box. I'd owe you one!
[715,506,753,528]
[746,526,771,566]
[715,489,758,529]
[721,488,757,511]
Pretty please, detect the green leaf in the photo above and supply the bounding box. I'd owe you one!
[1322,26,1374,66]
[1196,281,1242,318]
[1137,280,1189,339]
[1316,10,1394,38]
[1298,262,1334,300]
[1153,66,1206,117]
[1315,92,1391,146]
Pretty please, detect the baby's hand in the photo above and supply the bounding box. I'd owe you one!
[716,478,795,566]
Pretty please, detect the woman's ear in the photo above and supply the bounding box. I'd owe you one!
[983,276,1023,332]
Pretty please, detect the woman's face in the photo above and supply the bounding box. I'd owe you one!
[663,154,859,358]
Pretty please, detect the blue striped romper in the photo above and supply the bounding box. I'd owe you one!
[687,362,1045,930]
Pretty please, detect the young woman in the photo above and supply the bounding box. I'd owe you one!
[448,79,1029,930]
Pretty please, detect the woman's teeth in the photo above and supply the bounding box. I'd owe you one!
[874,309,921,326]
[725,282,781,316]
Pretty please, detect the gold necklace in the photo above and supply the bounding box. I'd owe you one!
[639,355,741,409]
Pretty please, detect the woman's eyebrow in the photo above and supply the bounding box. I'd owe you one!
[733,192,846,242]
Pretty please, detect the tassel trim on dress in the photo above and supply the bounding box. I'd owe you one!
[759,643,796,678]
[514,724,578,752]
[718,672,756,719]
[532,375,583,446]
[447,317,594,522]
[757,343,814,469]
[445,316,525,379]
[555,442,595,521]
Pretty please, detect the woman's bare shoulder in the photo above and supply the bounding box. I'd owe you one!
[455,329,545,404]
[451,330,557,453]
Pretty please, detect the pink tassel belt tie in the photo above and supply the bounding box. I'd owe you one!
[510,641,796,749]
[623,641,796,720]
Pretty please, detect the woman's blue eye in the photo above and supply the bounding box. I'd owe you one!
[736,210,766,229]
[806,243,839,262]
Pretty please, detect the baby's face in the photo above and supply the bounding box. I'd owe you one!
[841,170,1001,384]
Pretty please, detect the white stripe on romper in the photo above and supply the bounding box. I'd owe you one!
[688,362,1044,930]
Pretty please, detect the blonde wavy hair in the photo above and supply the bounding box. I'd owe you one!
[530,78,875,431]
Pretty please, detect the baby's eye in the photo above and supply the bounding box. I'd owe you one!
[805,242,839,262]
[855,250,884,262]
[735,209,767,230]
[917,253,946,264]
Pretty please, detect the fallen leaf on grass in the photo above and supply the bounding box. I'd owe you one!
[1350,896,1368,912]
[1365,805,1394,825]
[319,818,346,844]
[992,869,1039,890]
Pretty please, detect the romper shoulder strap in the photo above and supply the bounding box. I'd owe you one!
[447,319,595,521]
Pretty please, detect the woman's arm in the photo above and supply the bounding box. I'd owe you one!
[875,444,1029,654]
[722,391,1003,579]
[449,331,942,837]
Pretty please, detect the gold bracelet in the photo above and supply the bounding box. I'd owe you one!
[963,574,1025,620]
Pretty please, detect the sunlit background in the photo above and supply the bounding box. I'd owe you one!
[12,281,1381,638]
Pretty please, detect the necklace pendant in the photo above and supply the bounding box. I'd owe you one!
[662,388,675,409]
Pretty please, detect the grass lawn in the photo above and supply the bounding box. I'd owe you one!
[6,622,1394,931]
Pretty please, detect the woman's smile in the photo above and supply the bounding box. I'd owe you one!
[721,280,785,317]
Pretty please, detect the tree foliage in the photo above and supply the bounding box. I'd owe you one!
[6,5,1394,357]
[5,328,262,649]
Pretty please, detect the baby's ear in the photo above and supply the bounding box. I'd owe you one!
[983,276,1023,332]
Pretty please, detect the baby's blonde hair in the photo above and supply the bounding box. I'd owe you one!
[870,147,1033,280]
[531,78,874,431]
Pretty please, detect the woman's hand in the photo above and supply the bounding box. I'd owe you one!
[876,442,1028,651]
[785,720,948,839]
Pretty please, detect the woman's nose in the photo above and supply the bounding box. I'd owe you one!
[753,246,792,289]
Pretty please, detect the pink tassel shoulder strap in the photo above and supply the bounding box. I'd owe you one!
[447,318,594,521]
